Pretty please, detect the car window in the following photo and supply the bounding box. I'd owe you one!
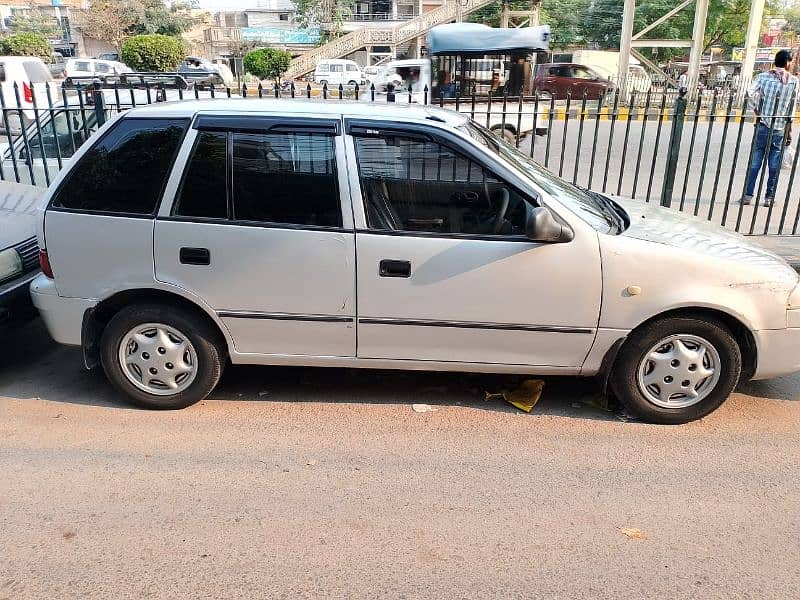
[25,109,99,160]
[74,61,90,71]
[231,131,341,227]
[95,62,111,74]
[317,64,330,73]
[23,61,51,82]
[353,133,529,236]
[330,64,343,73]
[572,67,596,80]
[173,131,227,219]
[50,118,188,214]
[347,64,359,71]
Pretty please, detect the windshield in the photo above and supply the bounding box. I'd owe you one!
[461,120,623,233]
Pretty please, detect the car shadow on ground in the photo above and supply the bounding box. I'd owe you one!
[1,319,796,419]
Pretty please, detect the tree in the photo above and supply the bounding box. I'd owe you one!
[130,0,198,37]
[294,0,355,32]
[243,48,292,82]
[6,7,61,39]
[121,34,184,71]
[469,1,590,48]
[76,0,196,50]
[0,32,52,61]
[584,0,781,55]
[76,1,146,51]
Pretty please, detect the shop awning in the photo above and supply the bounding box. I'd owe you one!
[427,23,550,56]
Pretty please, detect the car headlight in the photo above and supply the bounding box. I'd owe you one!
[0,247,23,284]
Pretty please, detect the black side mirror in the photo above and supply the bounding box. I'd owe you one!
[525,206,574,243]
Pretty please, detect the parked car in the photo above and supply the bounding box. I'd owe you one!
[178,57,234,89]
[313,59,366,86]
[0,86,216,187]
[0,180,41,329]
[96,52,120,62]
[64,58,131,79]
[0,56,54,127]
[30,101,800,423]
[532,63,616,100]
[48,52,66,79]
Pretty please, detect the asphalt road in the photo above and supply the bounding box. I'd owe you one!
[518,118,800,236]
[2,319,799,598]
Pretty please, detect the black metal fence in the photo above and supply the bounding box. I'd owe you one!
[2,78,799,237]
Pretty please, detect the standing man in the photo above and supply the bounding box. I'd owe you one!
[741,50,798,207]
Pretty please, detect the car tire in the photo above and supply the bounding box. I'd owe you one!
[610,316,741,424]
[100,304,225,410]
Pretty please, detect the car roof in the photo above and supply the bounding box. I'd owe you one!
[388,59,427,67]
[122,98,468,127]
[0,56,45,63]
[317,59,358,64]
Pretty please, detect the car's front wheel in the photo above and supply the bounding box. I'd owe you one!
[100,304,224,409]
[610,316,741,424]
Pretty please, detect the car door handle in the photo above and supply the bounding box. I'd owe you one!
[179,247,210,266]
[379,259,411,278]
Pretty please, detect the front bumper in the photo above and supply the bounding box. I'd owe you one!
[0,269,39,326]
[752,327,800,380]
[29,274,96,346]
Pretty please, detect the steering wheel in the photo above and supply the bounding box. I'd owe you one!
[492,188,510,234]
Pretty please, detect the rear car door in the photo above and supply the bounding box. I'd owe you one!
[154,114,356,358]
[345,121,601,367]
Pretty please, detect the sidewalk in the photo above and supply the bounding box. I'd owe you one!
[752,236,800,272]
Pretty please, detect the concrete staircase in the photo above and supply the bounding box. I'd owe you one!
[285,0,497,79]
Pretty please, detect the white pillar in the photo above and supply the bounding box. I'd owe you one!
[617,0,635,94]
[740,0,766,97]
[686,0,709,93]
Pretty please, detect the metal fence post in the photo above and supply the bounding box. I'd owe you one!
[92,78,106,127]
[660,89,687,207]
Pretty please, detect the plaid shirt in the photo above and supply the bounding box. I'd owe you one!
[748,69,799,130]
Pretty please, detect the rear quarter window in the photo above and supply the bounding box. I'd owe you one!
[50,117,188,215]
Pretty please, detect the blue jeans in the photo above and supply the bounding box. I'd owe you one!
[745,122,785,199]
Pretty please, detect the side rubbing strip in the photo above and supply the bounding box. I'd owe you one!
[358,318,593,334]
[218,311,353,323]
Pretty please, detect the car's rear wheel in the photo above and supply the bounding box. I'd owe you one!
[610,316,741,424]
[100,304,224,409]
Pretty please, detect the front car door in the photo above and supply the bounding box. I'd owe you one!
[154,114,356,358]
[344,119,602,369]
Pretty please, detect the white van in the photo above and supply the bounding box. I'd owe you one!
[0,56,54,125]
[64,58,131,80]
[313,59,365,87]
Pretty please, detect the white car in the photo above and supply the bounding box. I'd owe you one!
[0,56,55,125]
[313,59,365,87]
[64,58,131,80]
[30,100,800,423]
[0,180,41,328]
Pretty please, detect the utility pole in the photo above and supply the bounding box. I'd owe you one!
[618,0,635,96]
[740,0,767,99]
[686,0,709,93]
[500,1,540,28]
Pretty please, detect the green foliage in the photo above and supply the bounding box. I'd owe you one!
[0,32,52,61]
[294,0,355,32]
[78,0,196,50]
[7,10,60,38]
[243,47,292,82]
[121,34,185,71]
[130,0,198,37]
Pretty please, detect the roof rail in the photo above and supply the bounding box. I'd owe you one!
[62,73,192,90]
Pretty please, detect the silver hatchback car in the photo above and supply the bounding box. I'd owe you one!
[31,100,800,423]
